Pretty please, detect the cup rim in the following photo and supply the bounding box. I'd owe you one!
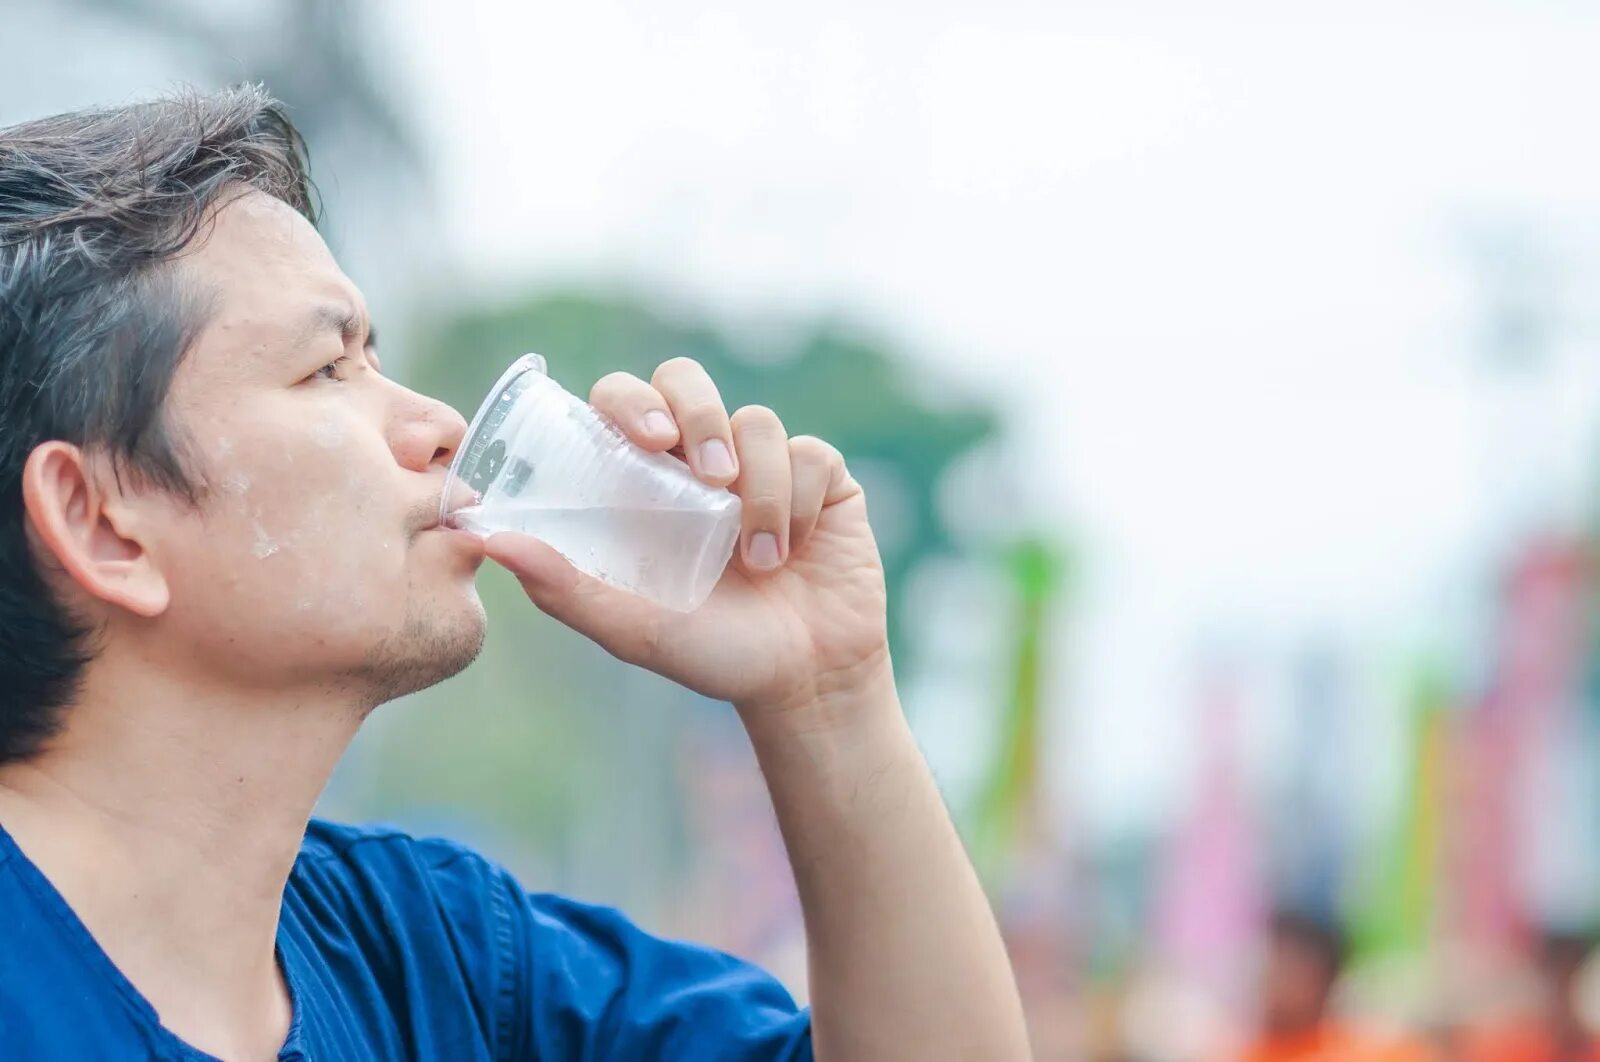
[438,352,549,523]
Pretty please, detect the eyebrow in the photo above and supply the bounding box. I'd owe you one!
[295,302,379,352]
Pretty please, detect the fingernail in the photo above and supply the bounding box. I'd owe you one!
[699,438,736,478]
[747,532,781,570]
[643,410,676,438]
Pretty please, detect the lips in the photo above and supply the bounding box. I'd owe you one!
[435,478,482,528]
[406,476,480,534]
[403,478,482,538]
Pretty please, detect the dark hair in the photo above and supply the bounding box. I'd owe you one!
[1269,909,1346,981]
[0,84,315,763]
[1539,927,1597,976]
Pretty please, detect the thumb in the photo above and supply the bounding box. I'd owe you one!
[482,532,666,668]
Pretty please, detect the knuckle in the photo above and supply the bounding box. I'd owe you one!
[636,612,665,661]
[741,490,788,520]
[676,399,728,430]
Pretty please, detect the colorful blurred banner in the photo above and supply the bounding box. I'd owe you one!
[1152,666,1264,1000]
[972,537,1068,886]
[1458,538,1595,956]
[1507,540,1600,934]
[973,537,1081,1056]
[1353,662,1450,963]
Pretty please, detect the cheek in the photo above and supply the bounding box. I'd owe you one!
[184,430,406,629]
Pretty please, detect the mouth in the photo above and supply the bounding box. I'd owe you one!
[415,512,479,536]
[410,478,483,538]
[437,478,481,524]
[428,512,474,533]
[413,513,487,561]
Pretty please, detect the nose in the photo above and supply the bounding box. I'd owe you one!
[390,386,468,474]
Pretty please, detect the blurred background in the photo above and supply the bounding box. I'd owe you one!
[10,0,1600,1056]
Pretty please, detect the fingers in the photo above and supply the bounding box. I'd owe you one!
[595,359,860,573]
[730,405,792,571]
[651,357,738,486]
[589,372,680,452]
[483,532,667,669]
[788,435,841,550]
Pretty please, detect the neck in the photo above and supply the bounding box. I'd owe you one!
[0,644,367,1055]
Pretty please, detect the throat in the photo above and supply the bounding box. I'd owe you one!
[0,637,368,1056]
[0,791,300,1060]
[0,693,358,1060]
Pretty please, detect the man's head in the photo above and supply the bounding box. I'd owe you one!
[1260,909,1345,1033]
[1536,927,1596,1021]
[0,86,487,764]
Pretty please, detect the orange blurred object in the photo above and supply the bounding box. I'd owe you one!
[1460,1020,1600,1062]
[1240,1023,1435,1062]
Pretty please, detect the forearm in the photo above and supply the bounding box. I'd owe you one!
[740,664,1031,1061]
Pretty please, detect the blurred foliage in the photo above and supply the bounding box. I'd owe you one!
[355,288,1001,900]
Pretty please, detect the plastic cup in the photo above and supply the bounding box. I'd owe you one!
[440,354,742,611]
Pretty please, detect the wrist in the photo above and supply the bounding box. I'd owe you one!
[734,648,899,742]
[737,653,927,856]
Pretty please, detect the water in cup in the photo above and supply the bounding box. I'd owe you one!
[441,354,742,611]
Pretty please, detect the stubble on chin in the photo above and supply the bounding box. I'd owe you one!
[357,598,489,709]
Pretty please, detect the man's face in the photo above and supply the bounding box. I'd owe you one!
[144,189,487,703]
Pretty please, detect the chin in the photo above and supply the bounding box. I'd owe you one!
[360,596,488,705]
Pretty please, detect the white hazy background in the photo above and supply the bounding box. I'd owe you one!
[378,0,1600,836]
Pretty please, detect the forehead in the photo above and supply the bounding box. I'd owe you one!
[178,189,365,382]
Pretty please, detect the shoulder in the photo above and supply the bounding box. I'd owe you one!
[287,819,516,980]
[285,819,521,1052]
[298,817,488,872]
[290,821,811,1060]
[292,820,632,942]
[289,818,510,938]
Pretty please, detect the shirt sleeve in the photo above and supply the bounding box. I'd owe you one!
[488,867,813,1062]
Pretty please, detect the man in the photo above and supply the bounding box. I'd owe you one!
[0,86,1029,1060]
[1238,911,1430,1062]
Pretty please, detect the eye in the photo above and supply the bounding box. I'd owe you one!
[310,355,351,382]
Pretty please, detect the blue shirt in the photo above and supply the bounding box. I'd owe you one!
[0,818,813,1060]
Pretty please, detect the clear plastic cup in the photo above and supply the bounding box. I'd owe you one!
[440,354,742,611]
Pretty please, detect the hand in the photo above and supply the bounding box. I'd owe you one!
[483,357,891,724]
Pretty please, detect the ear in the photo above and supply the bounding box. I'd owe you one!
[21,442,172,619]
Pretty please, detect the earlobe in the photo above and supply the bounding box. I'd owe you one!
[21,442,172,619]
